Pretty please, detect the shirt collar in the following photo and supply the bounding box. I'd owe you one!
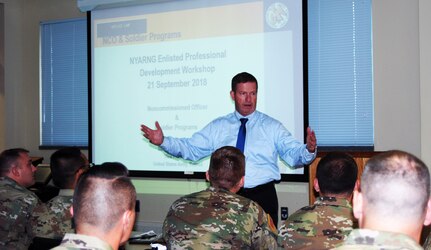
[61,233,113,250]
[58,189,74,197]
[234,110,257,120]
[315,196,352,208]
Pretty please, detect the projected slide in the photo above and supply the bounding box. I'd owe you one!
[91,0,305,175]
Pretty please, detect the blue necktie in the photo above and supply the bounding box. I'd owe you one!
[236,118,248,152]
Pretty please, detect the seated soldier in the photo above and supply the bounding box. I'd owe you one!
[163,146,278,249]
[335,150,431,249]
[0,148,50,250]
[52,163,136,250]
[35,147,89,239]
[279,152,358,249]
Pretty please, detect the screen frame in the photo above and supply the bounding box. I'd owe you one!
[87,0,310,182]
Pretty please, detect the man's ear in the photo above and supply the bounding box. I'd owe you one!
[231,176,245,193]
[352,190,363,223]
[230,90,235,101]
[69,206,74,217]
[354,180,360,192]
[423,199,431,226]
[313,178,320,193]
[122,210,133,228]
[205,171,210,182]
[10,164,21,177]
[120,210,135,244]
[238,176,245,188]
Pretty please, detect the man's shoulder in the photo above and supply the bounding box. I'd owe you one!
[163,188,277,250]
[173,188,254,208]
[279,200,354,249]
[35,193,73,237]
[47,194,73,208]
[166,187,261,222]
[286,199,354,227]
[252,111,283,126]
[286,204,318,221]
[210,112,236,123]
[0,178,39,205]
[336,229,423,250]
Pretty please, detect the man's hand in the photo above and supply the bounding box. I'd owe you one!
[140,121,164,146]
[306,127,317,153]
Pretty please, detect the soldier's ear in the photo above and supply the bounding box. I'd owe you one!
[354,180,360,192]
[119,210,135,245]
[205,171,210,182]
[313,178,320,193]
[423,199,431,226]
[352,190,364,224]
[239,176,245,188]
[70,206,74,217]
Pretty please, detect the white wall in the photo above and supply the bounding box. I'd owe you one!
[1,0,430,229]
[0,0,86,160]
[419,0,431,166]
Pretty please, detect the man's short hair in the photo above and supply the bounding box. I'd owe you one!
[231,72,258,92]
[316,152,358,196]
[99,162,129,176]
[361,150,430,220]
[50,147,87,189]
[72,163,136,233]
[208,146,245,190]
[0,148,29,176]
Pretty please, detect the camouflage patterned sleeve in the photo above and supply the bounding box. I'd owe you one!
[33,196,74,239]
[0,190,40,249]
[31,199,58,238]
[249,201,279,250]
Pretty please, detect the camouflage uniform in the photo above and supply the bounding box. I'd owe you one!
[35,189,74,239]
[279,196,355,249]
[0,176,48,250]
[334,229,423,250]
[163,186,279,249]
[51,233,113,250]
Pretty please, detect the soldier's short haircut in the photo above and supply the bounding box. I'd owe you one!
[316,152,358,196]
[361,150,430,220]
[0,148,29,177]
[231,72,258,92]
[208,146,245,190]
[50,147,87,189]
[72,163,136,233]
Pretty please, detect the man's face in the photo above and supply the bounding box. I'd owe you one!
[230,81,257,116]
[15,152,36,187]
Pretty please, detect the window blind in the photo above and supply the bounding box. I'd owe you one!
[308,0,374,147]
[40,18,88,147]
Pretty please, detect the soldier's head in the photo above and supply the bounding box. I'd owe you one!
[353,150,431,242]
[206,146,245,193]
[0,148,36,187]
[72,162,136,249]
[50,147,89,189]
[314,152,358,198]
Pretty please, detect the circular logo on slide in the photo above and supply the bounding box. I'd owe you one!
[266,2,289,29]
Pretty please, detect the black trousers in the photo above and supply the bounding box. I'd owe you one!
[237,181,278,226]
